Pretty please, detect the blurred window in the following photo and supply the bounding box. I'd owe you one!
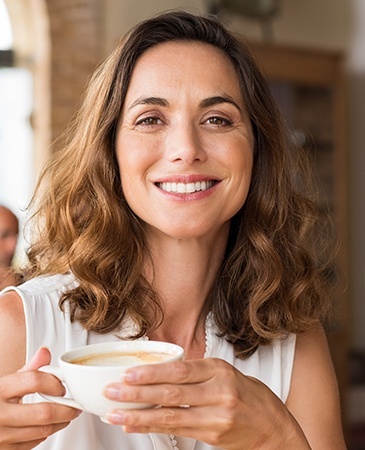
[0,0,33,265]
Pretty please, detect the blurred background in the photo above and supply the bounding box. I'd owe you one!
[0,0,364,448]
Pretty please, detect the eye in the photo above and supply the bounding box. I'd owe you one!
[205,116,233,127]
[136,116,163,126]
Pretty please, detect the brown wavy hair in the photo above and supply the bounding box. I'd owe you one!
[26,10,336,357]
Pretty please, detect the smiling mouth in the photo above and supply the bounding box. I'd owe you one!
[156,180,218,194]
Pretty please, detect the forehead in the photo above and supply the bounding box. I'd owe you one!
[124,41,242,102]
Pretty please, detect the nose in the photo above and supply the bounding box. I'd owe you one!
[166,122,207,165]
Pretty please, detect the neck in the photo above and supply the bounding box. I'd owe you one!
[144,228,228,358]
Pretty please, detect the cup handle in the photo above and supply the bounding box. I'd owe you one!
[38,365,83,410]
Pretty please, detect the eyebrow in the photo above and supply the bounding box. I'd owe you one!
[199,95,242,112]
[128,95,242,112]
[128,97,169,110]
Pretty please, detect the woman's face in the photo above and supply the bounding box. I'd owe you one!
[116,41,254,241]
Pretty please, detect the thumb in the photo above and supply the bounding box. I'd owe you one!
[18,346,52,372]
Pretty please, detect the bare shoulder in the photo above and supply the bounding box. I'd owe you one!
[0,290,26,375]
[286,325,347,449]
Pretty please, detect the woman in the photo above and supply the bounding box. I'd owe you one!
[0,10,346,450]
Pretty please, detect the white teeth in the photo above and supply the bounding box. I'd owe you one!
[158,181,215,193]
[186,182,195,193]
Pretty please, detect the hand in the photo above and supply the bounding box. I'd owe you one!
[104,358,310,450]
[0,347,81,450]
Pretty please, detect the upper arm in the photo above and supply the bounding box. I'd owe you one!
[0,290,26,376]
[286,326,347,449]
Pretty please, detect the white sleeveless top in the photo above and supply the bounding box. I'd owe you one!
[2,274,296,450]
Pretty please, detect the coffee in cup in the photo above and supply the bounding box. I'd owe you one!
[70,350,174,366]
[38,340,184,422]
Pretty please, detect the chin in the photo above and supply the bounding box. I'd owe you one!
[147,221,228,242]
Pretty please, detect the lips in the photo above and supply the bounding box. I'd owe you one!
[156,180,218,194]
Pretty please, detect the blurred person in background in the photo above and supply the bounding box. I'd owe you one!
[0,204,20,290]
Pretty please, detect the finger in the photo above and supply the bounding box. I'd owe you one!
[18,347,51,372]
[0,401,81,428]
[0,437,47,450]
[106,405,225,441]
[0,421,72,445]
[123,358,225,385]
[104,381,214,407]
[0,370,66,401]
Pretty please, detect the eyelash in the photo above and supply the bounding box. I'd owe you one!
[135,115,234,128]
[135,116,162,126]
[205,116,233,127]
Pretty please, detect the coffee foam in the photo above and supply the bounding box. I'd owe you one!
[70,350,174,366]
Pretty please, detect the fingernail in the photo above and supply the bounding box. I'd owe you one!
[123,370,137,382]
[106,411,125,424]
[39,345,51,351]
[104,385,121,400]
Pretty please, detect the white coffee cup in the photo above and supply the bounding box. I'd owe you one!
[38,340,184,422]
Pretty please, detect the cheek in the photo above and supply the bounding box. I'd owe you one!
[231,149,254,203]
[116,134,156,172]
[116,150,133,198]
[229,142,253,178]
[116,149,149,202]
